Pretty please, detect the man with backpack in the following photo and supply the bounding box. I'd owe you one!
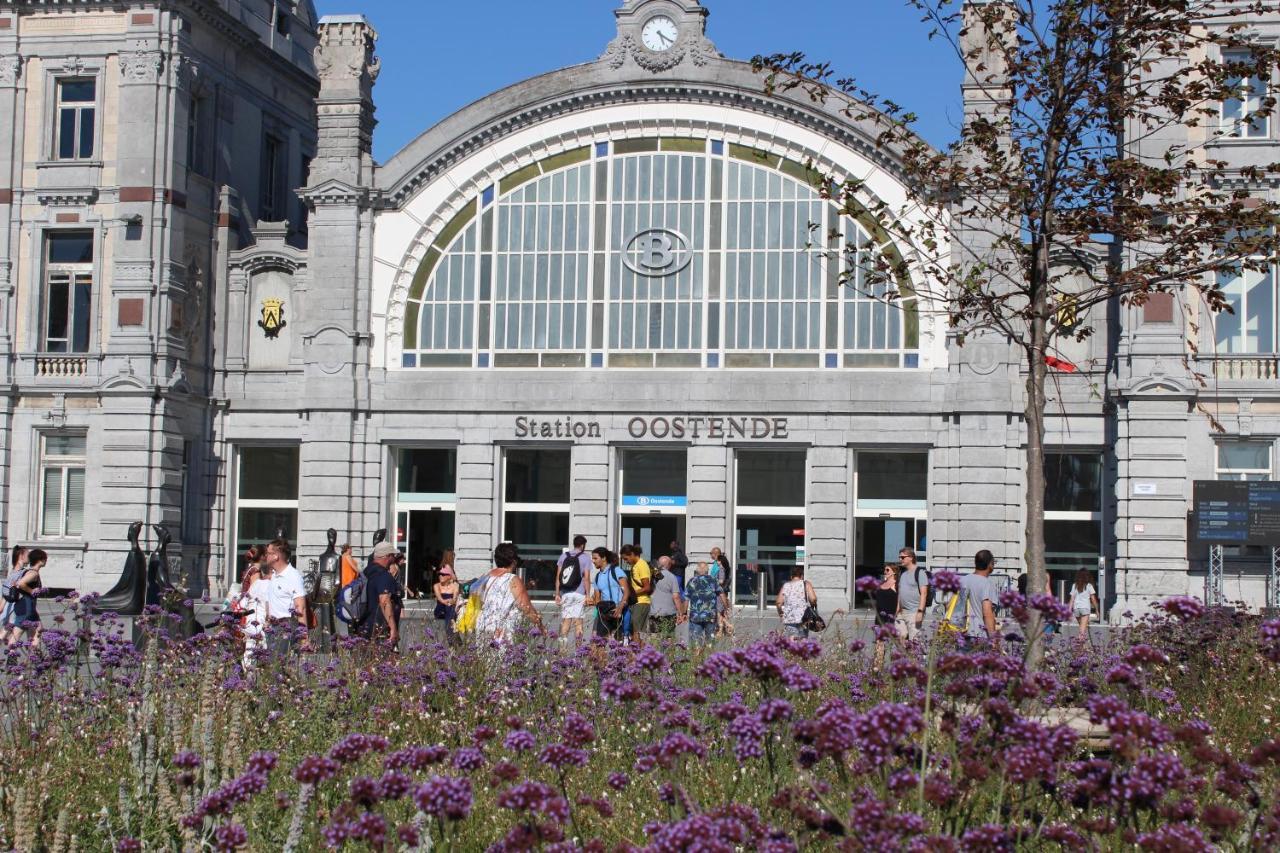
[894,547,930,642]
[555,535,592,643]
[355,542,400,648]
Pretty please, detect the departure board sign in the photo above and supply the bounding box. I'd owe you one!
[1191,480,1280,546]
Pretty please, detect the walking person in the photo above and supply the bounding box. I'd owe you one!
[776,566,817,638]
[356,542,401,649]
[475,542,544,641]
[873,563,899,669]
[669,540,689,583]
[262,538,309,655]
[710,546,735,636]
[6,548,47,647]
[684,562,724,647]
[619,545,652,636]
[554,535,592,644]
[894,547,929,643]
[237,553,271,668]
[944,550,1001,649]
[1070,568,1099,642]
[588,547,629,640]
[1,545,27,642]
[647,556,683,639]
[432,561,461,644]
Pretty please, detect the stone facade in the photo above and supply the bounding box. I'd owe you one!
[4,0,1280,617]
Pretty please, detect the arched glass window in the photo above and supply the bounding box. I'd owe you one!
[401,139,919,369]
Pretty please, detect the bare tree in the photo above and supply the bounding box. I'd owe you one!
[757,0,1280,666]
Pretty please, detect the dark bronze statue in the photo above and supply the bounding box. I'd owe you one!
[146,524,173,606]
[94,521,147,615]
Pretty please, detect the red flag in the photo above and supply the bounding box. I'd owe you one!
[1045,355,1077,373]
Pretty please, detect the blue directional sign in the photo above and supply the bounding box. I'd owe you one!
[621,495,687,509]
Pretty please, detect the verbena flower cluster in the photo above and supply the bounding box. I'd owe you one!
[1,594,1279,849]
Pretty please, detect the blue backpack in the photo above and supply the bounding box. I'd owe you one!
[336,572,368,624]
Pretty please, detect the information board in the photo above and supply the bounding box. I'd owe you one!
[1191,480,1280,546]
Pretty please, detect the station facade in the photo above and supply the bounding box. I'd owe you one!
[3,0,1279,614]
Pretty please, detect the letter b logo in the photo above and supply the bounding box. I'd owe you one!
[624,228,691,277]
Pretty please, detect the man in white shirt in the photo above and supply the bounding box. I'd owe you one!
[263,538,308,653]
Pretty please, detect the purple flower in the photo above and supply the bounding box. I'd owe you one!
[245,752,278,774]
[1124,644,1170,667]
[539,742,590,769]
[350,812,388,847]
[349,776,379,806]
[329,733,390,764]
[173,750,202,769]
[497,780,570,823]
[932,571,961,594]
[397,824,420,847]
[413,775,473,821]
[1160,596,1205,620]
[1261,618,1280,663]
[385,744,448,771]
[293,755,339,785]
[116,840,142,853]
[960,824,1013,852]
[1137,823,1209,851]
[758,698,793,723]
[1030,594,1072,624]
[377,770,413,801]
[608,771,630,790]
[856,575,883,594]
[656,731,708,768]
[504,729,536,753]
[213,823,248,852]
[451,746,485,772]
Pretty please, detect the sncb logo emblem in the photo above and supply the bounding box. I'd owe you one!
[623,228,692,277]
[635,496,651,506]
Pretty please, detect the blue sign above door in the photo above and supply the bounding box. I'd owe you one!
[621,495,687,508]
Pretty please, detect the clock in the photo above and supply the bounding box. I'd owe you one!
[641,15,679,52]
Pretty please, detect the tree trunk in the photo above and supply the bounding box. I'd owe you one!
[1024,262,1050,671]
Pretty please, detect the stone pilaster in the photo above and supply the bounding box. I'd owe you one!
[569,443,611,549]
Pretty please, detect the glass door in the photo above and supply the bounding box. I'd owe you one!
[618,448,688,566]
[394,448,458,599]
[502,448,571,600]
[853,451,928,596]
[734,449,807,609]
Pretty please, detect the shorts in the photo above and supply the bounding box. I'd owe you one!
[1073,607,1092,618]
[560,592,585,620]
[630,603,651,634]
[595,602,624,638]
[648,614,677,636]
[689,621,716,644]
[783,623,808,639]
[894,614,922,642]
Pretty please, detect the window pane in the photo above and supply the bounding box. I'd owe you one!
[1045,453,1103,513]
[45,434,85,457]
[58,109,76,159]
[503,510,568,600]
[45,278,68,349]
[60,79,95,102]
[41,468,63,537]
[238,446,299,500]
[737,450,805,507]
[65,467,85,536]
[505,448,570,504]
[620,449,687,499]
[857,453,928,502]
[236,508,298,578]
[78,107,95,158]
[1045,519,1102,569]
[72,279,92,352]
[1218,442,1270,472]
[48,232,93,264]
[397,448,457,495]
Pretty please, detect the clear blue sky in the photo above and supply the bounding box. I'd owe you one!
[313,1,964,165]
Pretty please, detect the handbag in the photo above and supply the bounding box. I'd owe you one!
[801,605,826,633]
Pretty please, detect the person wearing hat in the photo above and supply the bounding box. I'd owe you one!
[432,550,460,644]
[357,541,401,648]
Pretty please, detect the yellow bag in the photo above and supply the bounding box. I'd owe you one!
[455,589,481,634]
[937,591,964,636]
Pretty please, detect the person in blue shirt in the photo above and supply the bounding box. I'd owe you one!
[588,547,630,640]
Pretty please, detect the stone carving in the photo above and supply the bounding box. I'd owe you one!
[0,55,21,86]
[58,56,88,76]
[120,50,164,83]
[314,19,379,85]
[93,521,148,616]
[601,35,632,70]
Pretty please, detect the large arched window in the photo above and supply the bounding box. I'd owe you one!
[401,139,919,369]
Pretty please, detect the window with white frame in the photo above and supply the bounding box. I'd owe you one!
[1216,442,1272,481]
[260,133,287,222]
[232,446,299,580]
[502,448,570,599]
[1044,452,1104,584]
[1221,50,1271,139]
[40,433,86,538]
[44,231,93,353]
[54,78,96,160]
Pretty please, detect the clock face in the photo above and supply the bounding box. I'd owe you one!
[641,15,679,52]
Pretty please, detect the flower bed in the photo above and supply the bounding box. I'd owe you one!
[1,595,1279,851]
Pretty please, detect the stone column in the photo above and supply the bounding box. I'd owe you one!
[454,442,498,581]
[0,43,21,546]
[686,444,730,566]
[570,443,610,549]
[806,445,850,609]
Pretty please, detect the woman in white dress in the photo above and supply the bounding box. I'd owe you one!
[1071,568,1099,641]
[475,543,544,641]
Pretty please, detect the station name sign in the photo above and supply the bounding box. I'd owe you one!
[514,415,790,440]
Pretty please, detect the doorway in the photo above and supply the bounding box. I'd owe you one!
[855,517,927,578]
[619,515,687,565]
[401,509,455,599]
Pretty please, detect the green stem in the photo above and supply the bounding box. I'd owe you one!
[917,633,939,813]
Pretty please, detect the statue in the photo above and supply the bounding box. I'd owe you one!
[318,528,339,597]
[146,524,173,606]
[94,521,147,615]
[372,528,387,547]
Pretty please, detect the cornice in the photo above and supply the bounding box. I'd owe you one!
[380,80,914,210]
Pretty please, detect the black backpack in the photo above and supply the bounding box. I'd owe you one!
[559,551,583,593]
[916,567,935,608]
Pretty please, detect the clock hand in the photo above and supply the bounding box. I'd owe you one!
[660,32,673,46]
